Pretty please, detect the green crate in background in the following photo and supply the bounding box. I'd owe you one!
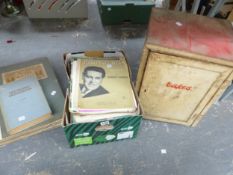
[97,0,154,25]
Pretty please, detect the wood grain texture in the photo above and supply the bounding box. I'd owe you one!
[191,71,233,126]
[138,52,232,126]
[228,9,233,22]
[135,47,150,93]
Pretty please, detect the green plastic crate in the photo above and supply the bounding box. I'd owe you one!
[97,0,154,25]
[64,113,142,147]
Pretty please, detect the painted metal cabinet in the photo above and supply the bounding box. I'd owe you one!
[136,8,233,126]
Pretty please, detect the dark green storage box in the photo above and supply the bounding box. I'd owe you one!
[97,0,154,25]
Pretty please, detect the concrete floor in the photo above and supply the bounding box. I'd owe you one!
[0,1,233,175]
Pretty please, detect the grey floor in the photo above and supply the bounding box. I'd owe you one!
[0,1,233,175]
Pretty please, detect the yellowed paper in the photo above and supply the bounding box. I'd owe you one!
[70,58,137,113]
[2,64,48,84]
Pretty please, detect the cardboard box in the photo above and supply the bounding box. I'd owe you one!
[23,0,88,19]
[62,51,142,147]
[97,0,154,25]
[0,58,64,146]
[136,8,233,127]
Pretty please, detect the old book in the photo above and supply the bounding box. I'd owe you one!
[0,75,51,135]
[1,63,48,84]
[69,57,137,115]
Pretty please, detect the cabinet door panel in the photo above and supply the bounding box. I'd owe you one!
[139,52,232,125]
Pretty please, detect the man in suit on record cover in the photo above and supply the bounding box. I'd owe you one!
[80,66,109,98]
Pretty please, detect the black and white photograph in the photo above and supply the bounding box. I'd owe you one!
[79,66,109,98]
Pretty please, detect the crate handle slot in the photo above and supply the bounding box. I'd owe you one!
[123,19,132,24]
[95,124,114,132]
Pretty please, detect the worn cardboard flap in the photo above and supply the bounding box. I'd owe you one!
[84,51,104,57]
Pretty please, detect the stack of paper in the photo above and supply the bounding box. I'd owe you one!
[69,55,139,123]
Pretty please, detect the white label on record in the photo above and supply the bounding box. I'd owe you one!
[117,131,134,140]
[18,115,26,122]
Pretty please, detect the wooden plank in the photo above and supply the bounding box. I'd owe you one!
[191,71,233,126]
[228,9,233,22]
[146,44,233,67]
[188,69,232,126]
[143,115,191,126]
[135,47,150,93]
